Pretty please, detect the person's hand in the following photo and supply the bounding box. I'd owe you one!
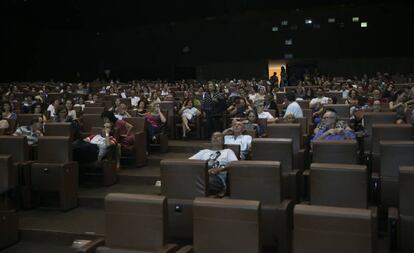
[208,168,220,175]
[325,129,337,135]
[335,128,344,135]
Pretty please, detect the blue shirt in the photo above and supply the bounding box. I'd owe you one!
[311,129,356,143]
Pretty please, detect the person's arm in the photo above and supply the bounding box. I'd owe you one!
[222,128,233,135]
[312,129,336,142]
[389,101,403,110]
[124,121,134,135]
[158,110,166,123]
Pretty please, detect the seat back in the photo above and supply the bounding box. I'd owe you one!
[123,117,146,133]
[399,166,414,252]
[312,140,358,164]
[364,112,396,151]
[17,113,41,126]
[44,122,74,139]
[293,204,374,253]
[229,160,282,205]
[161,159,208,199]
[0,136,29,163]
[0,155,17,193]
[266,123,302,151]
[82,114,103,132]
[83,107,104,115]
[251,138,293,173]
[37,136,72,163]
[104,193,167,251]
[323,104,350,118]
[193,197,261,253]
[371,124,412,154]
[310,163,368,208]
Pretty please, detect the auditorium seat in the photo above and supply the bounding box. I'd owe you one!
[83,107,105,115]
[310,163,368,208]
[363,112,396,152]
[0,136,32,209]
[81,114,104,136]
[251,138,300,201]
[389,166,414,252]
[229,160,294,253]
[177,197,261,253]
[31,136,78,210]
[123,117,148,167]
[312,140,358,164]
[379,141,414,208]
[84,193,179,253]
[44,122,74,140]
[17,113,41,126]
[293,204,376,253]
[323,104,350,118]
[0,209,19,250]
[161,159,208,240]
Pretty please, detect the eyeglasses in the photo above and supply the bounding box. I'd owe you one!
[322,116,336,119]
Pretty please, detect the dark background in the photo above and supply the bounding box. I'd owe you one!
[1,0,413,82]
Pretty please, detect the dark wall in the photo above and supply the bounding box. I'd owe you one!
[1,1,413,82]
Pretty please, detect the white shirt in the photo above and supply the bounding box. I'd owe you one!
[284,101,303,118]
[68,109,77,119]
[182,107,200,120]
[258,111,274,120]
[47,104,56,118]
[130,96,140,107]
[224,135,252,160]
[309,97,330,107]
[189,149,238,168]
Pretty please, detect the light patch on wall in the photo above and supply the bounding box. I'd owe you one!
[328,18,336,23]
[361,22,368,28]
[352,17,360,22]
[272,26,279,32]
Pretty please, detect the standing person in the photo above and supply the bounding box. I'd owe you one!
[280,66,288,87]
[202,82,225,137]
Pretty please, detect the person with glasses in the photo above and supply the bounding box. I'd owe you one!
[311,108,355,142]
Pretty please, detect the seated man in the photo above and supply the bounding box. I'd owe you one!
[13,117,43,145]
[222,119,252,160]
[189,132,238,196]
[311,108,356,143]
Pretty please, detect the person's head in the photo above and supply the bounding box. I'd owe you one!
[349,89,358,99]
[247,110,258,123]
[183,99,193,108]
[65,100,73,110]
[92,94,99,102]
[208,82,216,93]
[372,89,381,100]
[283,114,297,123]
[211,131,224,148]
[53,99,60,108]
[34,103,43,114]
[231,120,245,135]
[322,108,338,129]
[114,98,121,107]
[258,86,266,95]
[118,103,128,114]
[150,101,161,113]
[137,100,146,110]
[78,97,85,104]
[30,117,42,131]
[254,101,265,113]
[56,106,68,121]
[372,100,381,112]
[101,111,118,124]
[2,101,12,112]
[316,87,324,98]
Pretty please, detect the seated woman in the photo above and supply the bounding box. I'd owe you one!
[389,91,414,124]
[0,113,10,132]
[114,103,132,120]
[226,97,252,118]
[2,101,17,120]
[135,100,147,117]
[109,98,121,112]
[101,111,135,155]
[54,106,81,139]
[242,110,259,137]
[178,99,201,139]
[33,103,48,122]
[144,102,167,143]
[65,99,77,120]
[311,108,356,143]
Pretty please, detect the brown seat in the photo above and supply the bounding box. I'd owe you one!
[0,155,17,195]
[229,160,294,252]
[178,197,261,253]
[44,122,74,140]
[81,114,104,134]
[17,114,41,126]
[31,136,78,210]
[160,101,175,139]
[380,141,414,207]
[371,124,412,171]
[310,163,368,208]
[83,107,105,115]
[123,117,148,167]
[0,136,32,208]
[0,210,19,250]
[93,194,178,253]
[175,115,202,140]
[251,138,299,201]
[312,140,358,164]
[389,166,414,252]
[323,104,350,118]
[160,159,208,240]
[293,204,376,253]
[363,112,396,152]
[265,123,306,171]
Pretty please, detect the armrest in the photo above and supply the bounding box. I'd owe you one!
[154,244,180,253]
[76,238,105,253]
[134,131,147,167]
[370,172,380,206]
[176,245,193,253]
[388,207,400,250]
[287,169,300,203]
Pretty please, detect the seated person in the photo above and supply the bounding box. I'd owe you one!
[189,132,238,196]
[255,100,277,123]
[101,111,134,155]
[0,113,9,131]
[114,103,132,120]
[144,102,167,143]
[13,117,43,145]
[242,110,259,137]
[84,123,117,161]
[179,99,201,139]
[222,119,252,160]
[284,92,303,118]
[311,108,356,143]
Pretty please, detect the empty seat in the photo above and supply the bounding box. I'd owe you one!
[229,160,294,252]
[161,159,208,240]
[82,114,104,133]
[0,155,17,200]
[91,193,178,253]
[312,140,358,164]
[178,197,261,253]
[0,210,19,250]
[389,166,414,252]
[31,136,78,210]
[83,107,105,115]
[293,204,376,253]
[323,104,350,118]
[310,163,368,208]
[380,141,414,207]
[44,122,74,140]
[363,112,396,152]
[251,138,299,201]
